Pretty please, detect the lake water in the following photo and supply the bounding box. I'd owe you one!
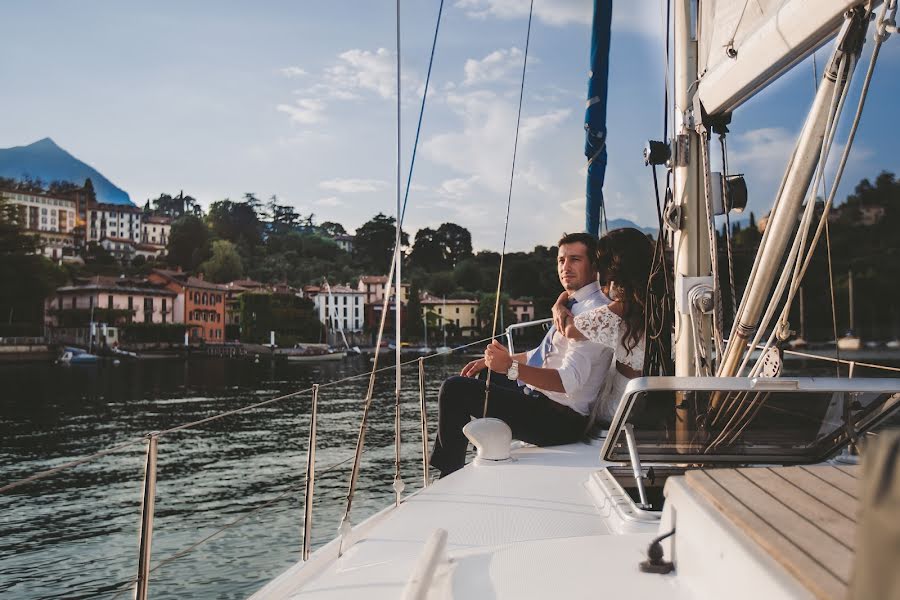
[0,355,463,599]
[1,352,898,599]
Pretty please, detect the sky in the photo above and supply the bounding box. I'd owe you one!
[1,1,898,252]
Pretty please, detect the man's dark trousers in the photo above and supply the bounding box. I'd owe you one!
[429,374,587,477]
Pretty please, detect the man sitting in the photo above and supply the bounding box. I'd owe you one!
[429,232,614,477]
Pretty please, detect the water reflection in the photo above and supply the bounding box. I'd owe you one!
[0,355,460,599]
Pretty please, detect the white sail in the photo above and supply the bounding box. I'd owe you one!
[697,0,865,115]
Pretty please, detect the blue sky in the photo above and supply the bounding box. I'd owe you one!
[1,1,897,251]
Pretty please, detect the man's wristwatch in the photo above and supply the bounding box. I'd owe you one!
[506,360,520,380]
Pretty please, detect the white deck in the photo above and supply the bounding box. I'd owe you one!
[253,441,689,599]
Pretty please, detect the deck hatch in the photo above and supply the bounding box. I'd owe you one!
[601,377,900,465]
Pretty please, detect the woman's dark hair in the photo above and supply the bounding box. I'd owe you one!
[597,228,653,355]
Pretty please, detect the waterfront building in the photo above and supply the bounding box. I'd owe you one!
[357,275,410,304]
[140,214,172,246]
[148,269,226,342]
[509,298,535,323]
[87,202,142,244]
[45,275,177,327]
[1,189,78,259]
[420,294,480,338]
[99,236,136,261]
[223,279,268,339]
[312,284,365,332]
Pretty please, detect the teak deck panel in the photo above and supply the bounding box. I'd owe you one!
[686,465,861,600]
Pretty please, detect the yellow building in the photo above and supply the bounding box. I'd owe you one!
[421,294,480,338]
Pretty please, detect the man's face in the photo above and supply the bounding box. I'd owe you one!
[557,242,597,292]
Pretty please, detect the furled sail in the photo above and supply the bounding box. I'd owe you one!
[697,0,866,115]
[584,0,612,237]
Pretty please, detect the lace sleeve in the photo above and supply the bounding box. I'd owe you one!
[572,305,620,349]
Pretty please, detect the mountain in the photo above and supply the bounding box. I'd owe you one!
[0,137,133,206]
[606,218,657,236]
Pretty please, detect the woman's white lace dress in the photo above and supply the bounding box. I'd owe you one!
[572,305,645,425]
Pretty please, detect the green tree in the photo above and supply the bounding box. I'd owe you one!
[409,227,446,272]
[352,213,408,270]
[266,195,301,235]
[201,240,244,283]
[428,271,457,297]
[477,292,515,336]
[435,222,473,268]
[167,215,211,270]
[319,221,347,237]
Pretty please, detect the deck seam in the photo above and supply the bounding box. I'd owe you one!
[736,468,853,552]
[799,465,859,498]
[767,466,857,523]
[700,470,848,585]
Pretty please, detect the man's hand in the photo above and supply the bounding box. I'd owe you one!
[484,339,513,374]
[460,358,487,377]
[552,291,572,332]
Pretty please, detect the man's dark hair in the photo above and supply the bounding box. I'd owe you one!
[557,232,600,269]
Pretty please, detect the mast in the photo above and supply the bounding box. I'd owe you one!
[672,0,710,377]
[584,0,612,236]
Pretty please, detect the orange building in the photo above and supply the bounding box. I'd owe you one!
[148,269,226,343]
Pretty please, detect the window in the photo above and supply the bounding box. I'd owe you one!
[456,319,460,327]
[202,293,208,304]
[162,298,167,323]
[89,296,94,309]
[471,307,475,314]
[343,296,347,305]
[71,297,76,309]
[128,297,134,311]
[107,295,113,310]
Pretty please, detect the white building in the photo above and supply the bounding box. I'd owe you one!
[312,284,366,332]
[141,215,172,247]
[87,202,142,243]
[2,190,78,259]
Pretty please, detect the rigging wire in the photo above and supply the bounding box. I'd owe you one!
[341,0,445,526]
[392,0,404,508]
[482,0,535,418]
[642,0,674,377]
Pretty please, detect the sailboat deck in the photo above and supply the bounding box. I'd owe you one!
[685,465,860,600]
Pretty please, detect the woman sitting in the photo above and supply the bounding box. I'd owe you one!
[553,227,653,427]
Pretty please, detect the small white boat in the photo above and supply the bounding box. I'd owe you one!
[286,350,346,362]
[58,349,100,365]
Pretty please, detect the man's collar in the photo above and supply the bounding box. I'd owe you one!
[570,280,603,303]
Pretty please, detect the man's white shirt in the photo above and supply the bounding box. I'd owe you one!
[524,281,613,416]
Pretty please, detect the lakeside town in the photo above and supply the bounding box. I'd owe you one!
[1,138,900,362]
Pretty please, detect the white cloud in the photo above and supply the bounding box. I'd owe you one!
[324,48,402,100]
[319,178,389,193]
[455,0,590,26]
[423,90,571,193]
[437,175,481,198]
[316,196,344,207]
[280,66,307,78]
[276,98,326,124]
[464,47,523,86]
[455,0,663,37]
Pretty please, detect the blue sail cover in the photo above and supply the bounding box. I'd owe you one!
[584,0,612,236]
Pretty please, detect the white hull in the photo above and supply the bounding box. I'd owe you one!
[837,336,862,351]
[286,352,346,363]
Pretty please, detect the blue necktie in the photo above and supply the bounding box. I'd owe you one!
[527,298,577,368]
